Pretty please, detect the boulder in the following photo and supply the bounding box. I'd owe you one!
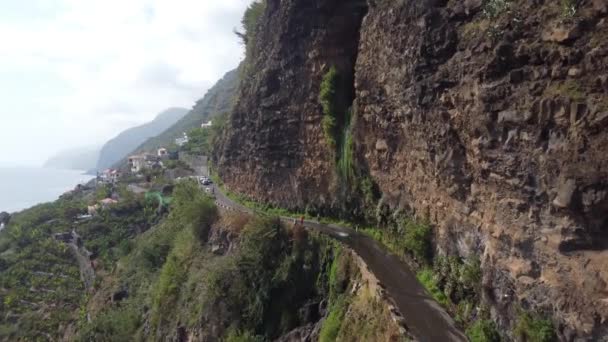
[553,178,577,208]
[568,67,583,78]
[498,110,525,124]
[542,24,581,44]
[593,0,607,15]
[591,112,608,128]
[375,139,389,151]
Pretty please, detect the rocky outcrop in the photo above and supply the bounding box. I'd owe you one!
[217,0,368,211]
[218,0,608,339]
[354,0,608,339]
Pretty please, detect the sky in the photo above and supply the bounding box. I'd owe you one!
[0,0,249,166]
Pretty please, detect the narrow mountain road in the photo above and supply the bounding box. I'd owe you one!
[211,185,467,342]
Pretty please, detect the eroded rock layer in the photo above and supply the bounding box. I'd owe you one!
[218,0,608,339]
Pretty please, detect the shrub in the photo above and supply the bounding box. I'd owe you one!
[461,256,482,290]
[466,319,501,342]
[320,67,339,150]
[434,255,482,303]
[514,312,556,342]
[78,306,140,342]
[141,241,171,270]
[328,247,354,301]
[237,1,266,72]
[226,329,264,342]
[416,268,449,307]
[204,217,326,338]
[337,109,355,183]
[94,184,113,200]
[483,0,511,19]
[169,180,218,242]
[561,0,577,18]
[151,229,195,326]
[239,1,265,46]
[319,296,348,342]
[403,220,432,262]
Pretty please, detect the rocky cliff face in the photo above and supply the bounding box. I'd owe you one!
[217,0,368,210]
[218,0,608,339]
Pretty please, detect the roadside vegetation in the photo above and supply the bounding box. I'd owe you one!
[362,218,432,264]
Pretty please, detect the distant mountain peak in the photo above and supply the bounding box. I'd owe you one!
[95,107,189,170]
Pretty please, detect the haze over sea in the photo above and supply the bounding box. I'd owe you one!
[0,167,94,213]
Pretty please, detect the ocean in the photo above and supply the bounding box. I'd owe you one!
[0,167,94,213]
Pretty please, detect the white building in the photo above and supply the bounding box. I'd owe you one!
[175,132,189,147]
[99,169,119,184]
[201,120,212,128]
[128,155,147,173]
[157,148,168,157]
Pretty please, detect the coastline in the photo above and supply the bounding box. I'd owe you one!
[0,167,94,214]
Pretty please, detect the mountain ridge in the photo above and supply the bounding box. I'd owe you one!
[95,107,188,170]
[129,68,239,155]
[43,146,100,172]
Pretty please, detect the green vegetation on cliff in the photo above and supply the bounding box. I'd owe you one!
[77,180,358,341]
[321,66,340,150]
[181,112,228,156]
[132,69,238,156]
[514,311,555,342]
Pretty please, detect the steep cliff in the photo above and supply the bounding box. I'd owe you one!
[218,0,608,339]
[217,0,368,212]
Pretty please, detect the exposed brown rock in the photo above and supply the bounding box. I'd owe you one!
[542,23,581,44]
[553,178,577,208]
[218,0,608,339]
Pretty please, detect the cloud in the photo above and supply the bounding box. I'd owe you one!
[0,0,249,165]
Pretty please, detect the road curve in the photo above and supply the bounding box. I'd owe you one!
[211,185,467,342]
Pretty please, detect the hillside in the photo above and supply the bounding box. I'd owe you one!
[216,0,608,340]
[0,172,404,341]
[5,0,608,341]
[132,68,239,154]
[95,107,188,170]
[43,146,100,172]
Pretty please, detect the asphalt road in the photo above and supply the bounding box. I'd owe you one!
[211,184,467,342]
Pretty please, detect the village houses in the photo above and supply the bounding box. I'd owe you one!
[157,148,168,158]
[128,153,164,174]
[175,132,189,147]
[97,169,120,184]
